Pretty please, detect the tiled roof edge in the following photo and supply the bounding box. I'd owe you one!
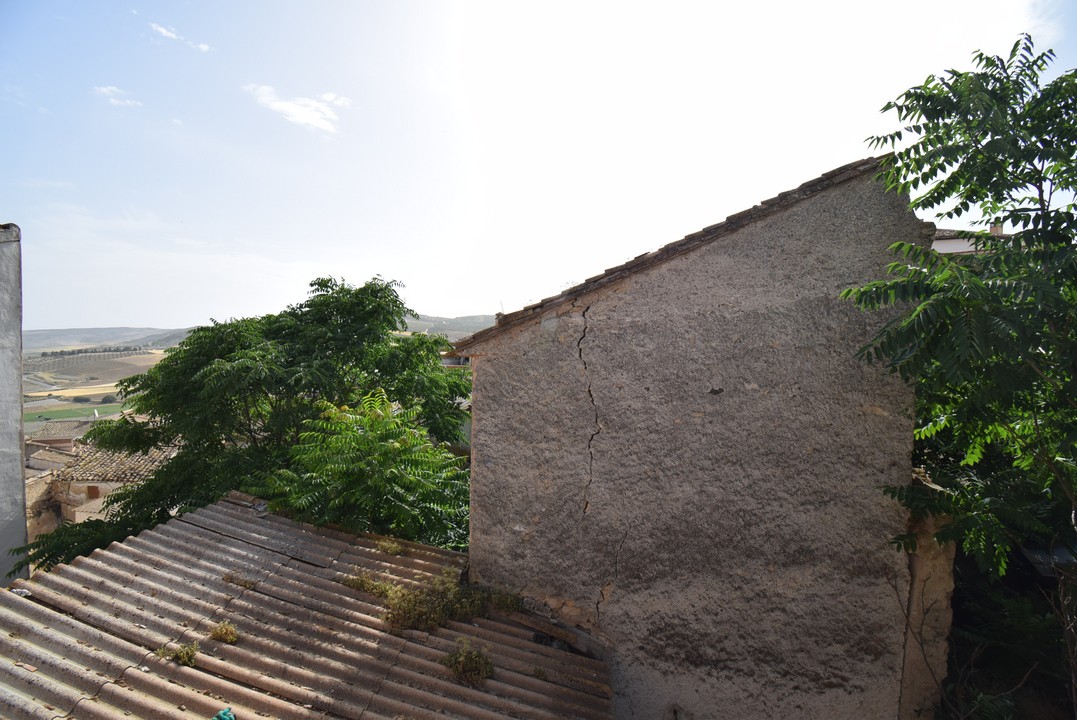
[452,156,883,353]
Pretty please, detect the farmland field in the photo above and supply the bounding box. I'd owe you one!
[23,403,125,423]
[22,349,165,434]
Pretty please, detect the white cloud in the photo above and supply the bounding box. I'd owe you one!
[320,93,352,108]
[94,86,142,107]
[149,22,209,52]
[149,23,178,40]
[243,84,350,133]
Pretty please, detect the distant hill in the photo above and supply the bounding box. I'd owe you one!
[22,315,496,354]
[22,327,193,354]
[405,315,496,341]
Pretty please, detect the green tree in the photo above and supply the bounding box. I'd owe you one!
[843,34,1075,571]
[250,390,469,548]
[15,277,471,571]
[841,35,1076,715]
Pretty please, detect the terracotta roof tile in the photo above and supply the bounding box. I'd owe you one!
[26,448,75,466]
[54,444,175,484]
[28,420,94,441]
[0,493,611,719]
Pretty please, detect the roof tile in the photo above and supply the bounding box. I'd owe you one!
[0,494,611,719]
[54,444,175,484]
[28,420,94,442]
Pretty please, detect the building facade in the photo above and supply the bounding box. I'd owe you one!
[454,160,951,719]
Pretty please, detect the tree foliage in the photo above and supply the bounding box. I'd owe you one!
[841,34,1076,574]
[249,390,469,549]
[15,277,471,572]
[841,35,1077,715]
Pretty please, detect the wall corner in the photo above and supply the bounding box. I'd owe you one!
[0,223,27,582]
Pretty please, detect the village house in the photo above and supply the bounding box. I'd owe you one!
[452,158,953,719]
[0,161,956,718]
[25,419,94,454]
[23,443,178,543]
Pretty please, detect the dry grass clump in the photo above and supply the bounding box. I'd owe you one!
[156,641,199,666]
[338,566,525,633]
[375,538,405,555]
[209,620,239,644]
[222,572,257,590]
[382,571,486,632]
[440,638,494,685]
[338,572,395,598]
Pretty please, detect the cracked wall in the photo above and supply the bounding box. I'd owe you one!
[575,300,601,515]
[464,174,940,719]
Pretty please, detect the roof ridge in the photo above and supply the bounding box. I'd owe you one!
[453,156,882,352]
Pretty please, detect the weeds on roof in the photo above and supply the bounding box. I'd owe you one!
[156,641,199,666]
[487,590,523,613]
[209,620,239,644]
[382,570,486,632]
[338,572,395,598]
[440,638,494,685]
[338,566,524,633]
[532,666,548,681]
[222,572,257,590]
[375,538,405,555]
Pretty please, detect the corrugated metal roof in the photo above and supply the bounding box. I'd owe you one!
[0,493,611,719]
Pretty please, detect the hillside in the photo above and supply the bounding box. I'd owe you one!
[405,314,496,341]
[23,315,495,354]
[23,327,192,354]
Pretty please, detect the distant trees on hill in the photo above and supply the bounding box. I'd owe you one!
[39,346,144,357]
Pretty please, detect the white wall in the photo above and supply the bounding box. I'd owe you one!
[0,224,27,581]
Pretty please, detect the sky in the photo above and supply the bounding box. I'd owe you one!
[3,1,1074,330]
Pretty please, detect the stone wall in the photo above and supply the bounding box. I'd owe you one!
[461,172,944,718]
[0,224,26,581]
[24,472,60,544]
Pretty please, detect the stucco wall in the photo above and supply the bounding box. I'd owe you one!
[0,224,27,581]
[465,174,936,718]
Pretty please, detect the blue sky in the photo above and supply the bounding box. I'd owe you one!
[4,1,1073,329]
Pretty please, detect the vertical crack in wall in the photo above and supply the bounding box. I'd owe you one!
[575,301,600,515]
[595,529,629,625]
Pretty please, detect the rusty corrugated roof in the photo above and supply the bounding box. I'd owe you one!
[0,493,611,720]
[54,444,176,484]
